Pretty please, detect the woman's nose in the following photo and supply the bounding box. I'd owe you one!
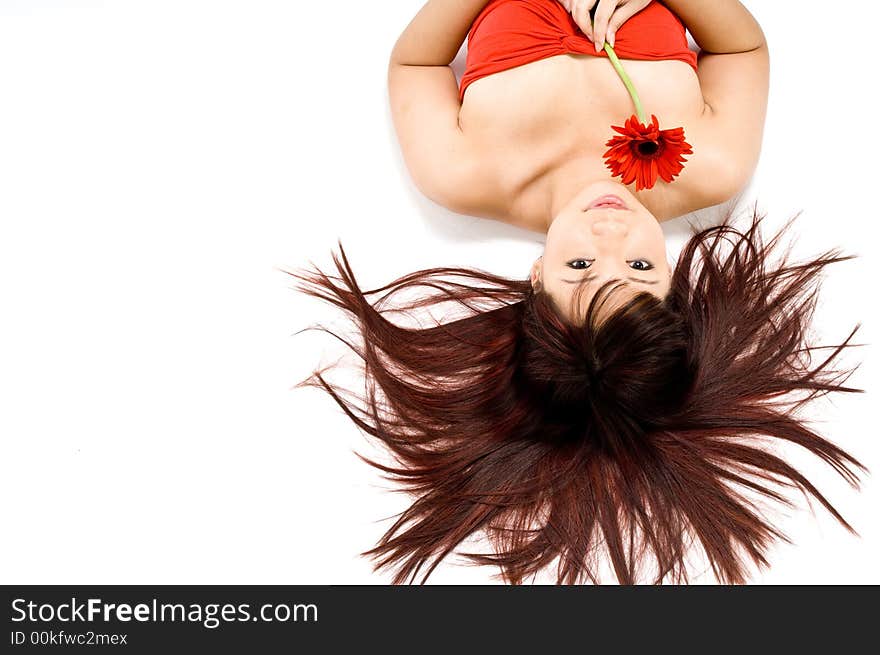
[591,219,628,237]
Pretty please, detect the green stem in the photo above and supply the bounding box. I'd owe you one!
[603,43,647,125]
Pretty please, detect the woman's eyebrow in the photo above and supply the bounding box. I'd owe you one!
[561,276,658,285]
[561,274,598,284]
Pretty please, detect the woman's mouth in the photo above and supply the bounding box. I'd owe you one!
[586,194,628,211]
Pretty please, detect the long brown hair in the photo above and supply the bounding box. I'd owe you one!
[290,212,866,584]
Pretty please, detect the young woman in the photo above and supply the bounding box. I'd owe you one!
[293,2,865,584]
[295,213,865,585]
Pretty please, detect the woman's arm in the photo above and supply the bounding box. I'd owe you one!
[663,0,769,208]
[660,0,765,54]
[389,1,500,216]
[390,0,490,66]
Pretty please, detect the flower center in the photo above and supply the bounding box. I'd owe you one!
[636,140,660,157]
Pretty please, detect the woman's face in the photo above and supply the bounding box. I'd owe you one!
[534,181,672,322]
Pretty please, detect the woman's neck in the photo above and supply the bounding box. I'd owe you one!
[500,148,683,232]
[545,162,680,229]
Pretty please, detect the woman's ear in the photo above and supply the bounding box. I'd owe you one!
[530,257,543,291]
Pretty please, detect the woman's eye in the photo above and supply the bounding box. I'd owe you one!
[566,259,593,270]
[629,259,653,271]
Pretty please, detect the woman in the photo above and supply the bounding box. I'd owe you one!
[294,213,865,585]
[293,1,865,584]
[390,0,768,230]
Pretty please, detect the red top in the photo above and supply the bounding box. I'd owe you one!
[460,0,698,100]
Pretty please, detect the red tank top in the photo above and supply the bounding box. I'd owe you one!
[460,0,698,100]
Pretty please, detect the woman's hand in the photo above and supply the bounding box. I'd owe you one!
[556,0,652,51]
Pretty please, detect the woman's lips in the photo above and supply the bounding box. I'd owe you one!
[586,194,628,211]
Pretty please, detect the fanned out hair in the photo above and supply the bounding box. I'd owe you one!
[290,211,866,584]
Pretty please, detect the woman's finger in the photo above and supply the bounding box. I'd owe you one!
[571,0,598,41]
[591,0,617,51]
[605,0,649,47]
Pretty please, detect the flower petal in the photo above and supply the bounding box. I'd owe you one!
[603,119,692,190]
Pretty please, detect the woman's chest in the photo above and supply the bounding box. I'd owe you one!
[457,55,710,227]
[459,55,705,176]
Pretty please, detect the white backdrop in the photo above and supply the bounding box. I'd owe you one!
[0,0,877,584]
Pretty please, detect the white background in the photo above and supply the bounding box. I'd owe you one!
[0,0,877,584]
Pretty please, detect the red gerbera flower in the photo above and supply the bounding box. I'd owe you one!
[603,114,693,191]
